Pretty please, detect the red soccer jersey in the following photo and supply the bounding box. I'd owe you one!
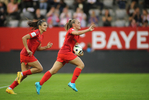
[58,28,80,54]
[20,29,44,56]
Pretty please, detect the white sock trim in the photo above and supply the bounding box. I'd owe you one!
[21,72,23,76]
[8,87,12,90]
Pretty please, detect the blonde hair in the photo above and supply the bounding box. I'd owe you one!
[64,19,76,31]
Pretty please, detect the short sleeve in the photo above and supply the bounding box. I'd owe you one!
[69,28,75,34]
[29,30,39,38]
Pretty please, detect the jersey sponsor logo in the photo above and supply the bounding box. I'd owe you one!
[72,29,74,30]
[31,32,36,37]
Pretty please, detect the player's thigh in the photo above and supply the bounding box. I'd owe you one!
[28,60,43,69]
[49,61,63,74]
[21,62,30,71]
[69,57,84,68]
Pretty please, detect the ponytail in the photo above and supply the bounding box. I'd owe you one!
[28,19,46,30]
[65,19,76,31]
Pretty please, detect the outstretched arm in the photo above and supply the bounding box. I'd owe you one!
[71,24,95,35]
[22,34,32,56]
[37,42,53,51]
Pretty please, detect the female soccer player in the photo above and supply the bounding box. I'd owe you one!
[6,20,53,94]
[35,19,95,94]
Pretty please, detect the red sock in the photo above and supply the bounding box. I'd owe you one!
[22,69,32,76]
[71,68,82,83]
[40,71,52,85]
[9,81,18,89]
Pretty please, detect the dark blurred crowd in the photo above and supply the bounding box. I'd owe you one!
[0,0,149,27]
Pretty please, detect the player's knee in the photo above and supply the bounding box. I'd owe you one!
[79,63,85,70]
[38,66,43,72]
[82,63,85,69]
[40,67,43,72]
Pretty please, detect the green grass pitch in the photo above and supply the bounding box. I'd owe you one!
[0,73,149,100]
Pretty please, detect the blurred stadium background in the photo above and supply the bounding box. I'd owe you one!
[0,0,149,27]
[0,0,149,73]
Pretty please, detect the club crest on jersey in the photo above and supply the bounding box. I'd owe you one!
[31,32,36,37]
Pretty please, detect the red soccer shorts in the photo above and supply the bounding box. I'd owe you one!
[20,54,37,65]
[56,52,77,65]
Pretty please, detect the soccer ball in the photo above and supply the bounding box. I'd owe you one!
[73,45,83,56]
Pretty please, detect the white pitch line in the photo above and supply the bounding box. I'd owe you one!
[0,85,9,89]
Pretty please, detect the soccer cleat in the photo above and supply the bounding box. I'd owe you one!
[68,82,78,92]
[17,72,23,84]
[6,88,17,94]
[35,82,42,95]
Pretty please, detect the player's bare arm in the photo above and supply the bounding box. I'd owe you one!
[71,24,95,35]
[37,42,53,51]
[22,34,32,56]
